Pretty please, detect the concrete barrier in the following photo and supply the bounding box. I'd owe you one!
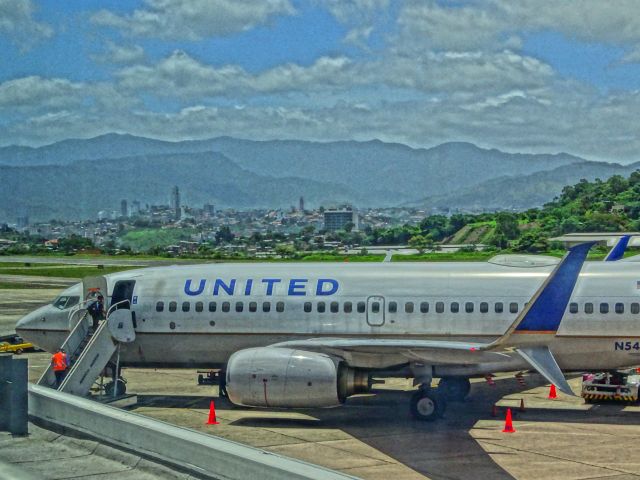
[28,384,357,480]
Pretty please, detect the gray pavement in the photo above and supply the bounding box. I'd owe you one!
[0,423,198,479]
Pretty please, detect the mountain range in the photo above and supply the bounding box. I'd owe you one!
[0,134,636,221]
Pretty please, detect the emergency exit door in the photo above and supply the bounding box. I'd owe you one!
[366,295,385,326]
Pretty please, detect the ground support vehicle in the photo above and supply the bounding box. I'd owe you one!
[582,370,640,403]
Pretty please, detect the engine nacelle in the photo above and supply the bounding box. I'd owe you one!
[226,347,370,408]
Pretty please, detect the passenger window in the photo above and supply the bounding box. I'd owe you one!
[304,302,312,313]
[317,302,326,313]
[344,302,352,313]
[450,302,459,313]
[420,302,429,313]
[465,302,474,313]
[156,301,164,312]
[615,303,624,314]
[235,302,243,313]
[249,301,257,313]
[436,302,444,313]
[182,302,190,312]
[405,302,414,313]
[330,301,339,313]
[209,301,217,312]
[276,301,285,313]
[169,301,177,312]
[569,302,578,314]
[222,302,230,313]
[357,301,365,313]
[600,303,609,314]
[388,301,398,313]
[495,302,503,313]
[262,302,271,312]
[371,302,380,313]
[509,302,518,314]
[480,302,488,313]
[632,303,640,314]
[584,303,593,314]
[195,301,203,312]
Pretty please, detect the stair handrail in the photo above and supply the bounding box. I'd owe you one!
[58,319,113,393]
[37,307,92,388]
[106,299,130,318]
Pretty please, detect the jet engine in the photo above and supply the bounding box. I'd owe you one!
[226,347,370,408]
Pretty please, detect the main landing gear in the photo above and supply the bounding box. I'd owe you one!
[409,366,471,421]
[410,387,446,421]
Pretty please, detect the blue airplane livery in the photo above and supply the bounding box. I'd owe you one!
[184,278,340,297]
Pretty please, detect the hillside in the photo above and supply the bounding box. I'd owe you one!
[0,152,376,221]
[0,133,636,221]
[422,160,638,211]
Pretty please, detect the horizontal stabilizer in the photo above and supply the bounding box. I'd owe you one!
[516,346,575,396]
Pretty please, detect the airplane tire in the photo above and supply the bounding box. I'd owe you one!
[105,379,127,396]
[438,377,471,402]
[410,389,446,421]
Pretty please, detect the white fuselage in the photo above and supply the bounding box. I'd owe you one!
[16,261,640,374]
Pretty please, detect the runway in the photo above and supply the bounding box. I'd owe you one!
[5,286,640,480]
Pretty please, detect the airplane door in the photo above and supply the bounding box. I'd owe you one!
[111,280,136,310]
[366,296,385,326]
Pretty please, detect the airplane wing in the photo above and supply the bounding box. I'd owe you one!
[271,337,512,365]
[272,242,596,395]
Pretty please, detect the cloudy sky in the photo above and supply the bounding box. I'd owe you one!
[2,0,640,162]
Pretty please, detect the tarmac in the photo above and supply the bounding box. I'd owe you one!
[3,281,640,480]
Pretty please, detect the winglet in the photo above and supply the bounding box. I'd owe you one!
[488,242,595,348]
[604,235,631,261]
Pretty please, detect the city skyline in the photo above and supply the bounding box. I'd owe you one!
[1,1,640,163]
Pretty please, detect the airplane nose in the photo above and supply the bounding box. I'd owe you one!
[15,305,48,335]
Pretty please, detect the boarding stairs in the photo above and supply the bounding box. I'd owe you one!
[37,278,136,397]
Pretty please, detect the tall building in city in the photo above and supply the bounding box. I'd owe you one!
[299,196,305,212]
[323,208,358,232]
[170,186,181,220]
[120,199,128,218]
[130,200,141,216]
[204,204,215,216]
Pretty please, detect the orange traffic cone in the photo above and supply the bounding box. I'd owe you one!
[206,400,219,425]
[502,408,515,433]
[519,398,526,412]
[548,384,557,400]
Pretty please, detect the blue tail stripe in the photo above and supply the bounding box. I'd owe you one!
[604,235,631,262]
[516,242,594,332]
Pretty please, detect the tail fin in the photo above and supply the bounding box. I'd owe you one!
[490,241,595,346]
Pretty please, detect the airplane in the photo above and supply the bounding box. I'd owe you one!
[14,236,640,420]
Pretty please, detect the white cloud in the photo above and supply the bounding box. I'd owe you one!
[0,0,53,49]
[116,51,353,97]
[397,0,640,52]
[91,0,295,40]
[0,76,84,109]
[92,41,145,64]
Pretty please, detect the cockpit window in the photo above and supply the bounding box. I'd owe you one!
[52,295,80,310]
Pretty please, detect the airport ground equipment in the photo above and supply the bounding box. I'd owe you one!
[0,355,28,435]
[27,383,356,480]
[581,370,640,403]
[37,277,136,397]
